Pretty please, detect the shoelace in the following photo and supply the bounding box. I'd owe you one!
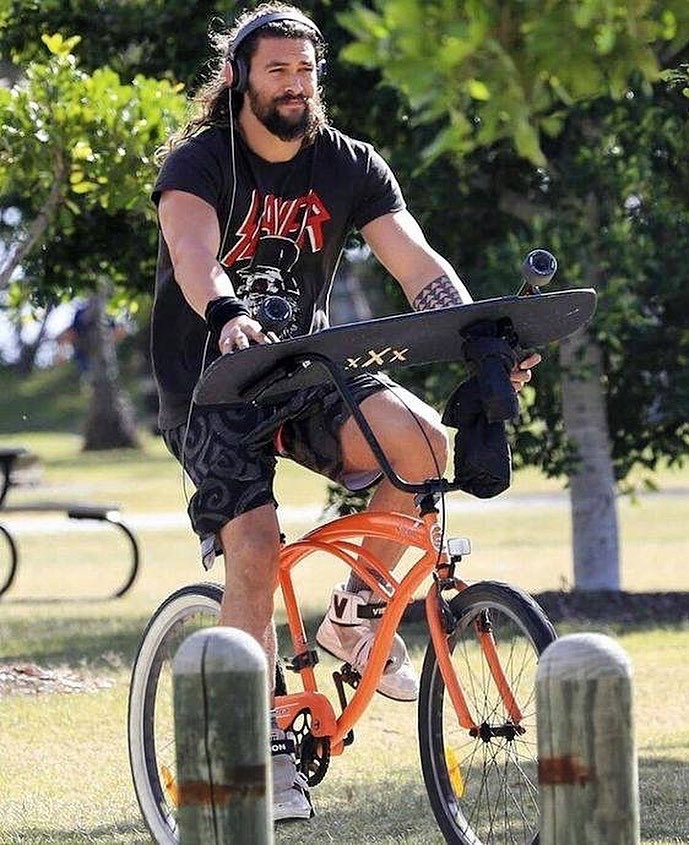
[293,771,310,791]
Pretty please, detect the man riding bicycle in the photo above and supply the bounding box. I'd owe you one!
[151,1,539,821]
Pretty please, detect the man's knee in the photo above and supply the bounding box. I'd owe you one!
[370,403,448,477]
[420,416,449,467]
[342,389,449,478]
[219,506,281,589]
[400,412,449,475]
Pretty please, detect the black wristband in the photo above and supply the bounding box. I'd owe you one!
[204,296,250,336]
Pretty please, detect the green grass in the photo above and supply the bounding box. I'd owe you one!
[1,379,689,843]
[1,621,688,844]
[0,361,88,433]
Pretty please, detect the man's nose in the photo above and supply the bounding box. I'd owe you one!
[284,74,306,95]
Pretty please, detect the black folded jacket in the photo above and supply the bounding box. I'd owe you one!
[442,324,519,499]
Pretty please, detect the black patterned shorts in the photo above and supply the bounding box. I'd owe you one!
[162,373,396,542]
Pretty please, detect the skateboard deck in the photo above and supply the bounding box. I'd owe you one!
[194,288,596,405]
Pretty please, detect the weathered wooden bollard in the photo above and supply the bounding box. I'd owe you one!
[536,632,639,845]
[173,627,273,844]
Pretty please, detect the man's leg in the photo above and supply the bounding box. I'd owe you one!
[217,503,282,676]
[316,385,448,700]
[162,400,313,822]
[339,384,449,571]
[217,503,313,820]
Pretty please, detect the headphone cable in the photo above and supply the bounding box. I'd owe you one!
[218,88,239,263]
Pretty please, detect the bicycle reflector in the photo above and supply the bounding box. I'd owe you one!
[446,537,471,558]
[161,765,179,807]
[445,747,466,797]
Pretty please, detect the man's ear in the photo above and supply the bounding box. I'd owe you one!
[224,61,234,89]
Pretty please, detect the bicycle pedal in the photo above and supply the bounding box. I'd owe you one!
[332,669,355,747]
[338,663,361,689]
[283,649,319,673]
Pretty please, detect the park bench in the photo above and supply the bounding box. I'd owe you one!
[0,446,141,599]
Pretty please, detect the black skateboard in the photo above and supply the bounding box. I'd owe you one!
[194,288,596,406]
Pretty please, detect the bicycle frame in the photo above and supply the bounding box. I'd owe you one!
[271,506,504,754]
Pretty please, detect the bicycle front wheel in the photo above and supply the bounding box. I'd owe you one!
[127,582,222,845]
[418,581,556,845]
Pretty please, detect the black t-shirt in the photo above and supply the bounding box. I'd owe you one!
[151,124,406,428]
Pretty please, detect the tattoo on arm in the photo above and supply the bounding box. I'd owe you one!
[412,275,465,311]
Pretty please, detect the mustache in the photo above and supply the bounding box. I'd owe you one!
[274,94,309,105]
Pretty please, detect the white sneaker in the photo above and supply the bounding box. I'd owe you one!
[315,583,419,701]
[273,770,314,822]
[271,730,314,822]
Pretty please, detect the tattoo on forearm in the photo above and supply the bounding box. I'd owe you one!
[412,275,465,311]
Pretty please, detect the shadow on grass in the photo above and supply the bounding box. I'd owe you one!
[404,591,689,635]
[638,755,689,842]
[0,598,642,678]
[278,755,689,845]
[0,611,153,667]
[534,590,689,628]
[9,757,689,845]
[6,821,151,845]
[13,790,440,845]
[2,595,687,685]
[276,776,443,845]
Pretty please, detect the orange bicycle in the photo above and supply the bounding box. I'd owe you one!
[128,272,596,845]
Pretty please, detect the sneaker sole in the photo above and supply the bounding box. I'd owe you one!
[274,808,314,822]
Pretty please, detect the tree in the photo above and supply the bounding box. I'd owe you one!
[338,0,689,590]
[0,0,222,87]
[0,0,210,444]
[0,33,185,447]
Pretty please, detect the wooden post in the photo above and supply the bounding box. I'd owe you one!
[173,627,273,844]
[536,632,639,845]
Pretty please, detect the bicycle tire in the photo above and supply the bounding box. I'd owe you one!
[128,582,223,845]
[418,581,556,845]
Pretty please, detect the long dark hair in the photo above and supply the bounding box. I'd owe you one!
[157,2,326,162]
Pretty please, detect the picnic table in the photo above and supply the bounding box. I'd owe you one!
[0,446,141,599]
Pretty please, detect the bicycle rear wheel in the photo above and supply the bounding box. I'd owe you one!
[418,581,556,845]
[127,582,222,845]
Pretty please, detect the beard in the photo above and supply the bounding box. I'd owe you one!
[247,87,326,143]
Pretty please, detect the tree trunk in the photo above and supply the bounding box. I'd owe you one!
[0,158,65,290]
[14,304,54,375]
[82,290,140,451]
[560,328,619,590]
